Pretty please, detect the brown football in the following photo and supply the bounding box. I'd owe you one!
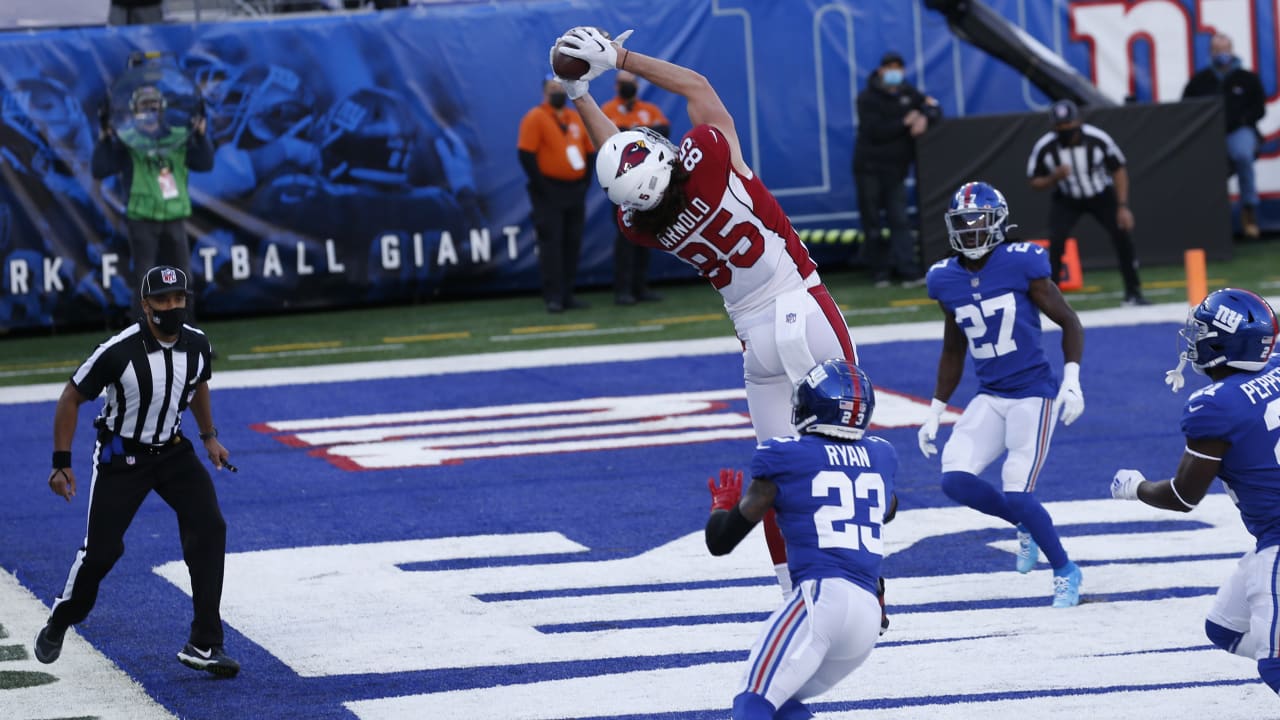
[552,43,590,81]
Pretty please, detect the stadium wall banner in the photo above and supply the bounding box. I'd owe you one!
[0,0,1277,330]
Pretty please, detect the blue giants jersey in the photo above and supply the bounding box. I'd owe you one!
[750,433,897,595]
[926,243,1058,398]
[1181,353,1280,551]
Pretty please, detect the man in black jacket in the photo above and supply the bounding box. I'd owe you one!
[1183,32,1266,240]
[854,51,941,288]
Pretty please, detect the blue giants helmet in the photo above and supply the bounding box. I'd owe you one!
[792,359,876,440]
[945,181,1009,260]
[1180,288,1278,373]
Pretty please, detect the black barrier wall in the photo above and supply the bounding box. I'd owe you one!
[917,98,1232,271]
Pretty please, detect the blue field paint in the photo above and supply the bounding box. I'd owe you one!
[2,321,1253,719]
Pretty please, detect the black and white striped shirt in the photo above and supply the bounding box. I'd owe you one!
[1026,124,1126,200]
[71,321,212,445]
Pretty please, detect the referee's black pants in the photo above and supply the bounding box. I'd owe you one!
[50,435,227,648]
[1048,188,1142,299]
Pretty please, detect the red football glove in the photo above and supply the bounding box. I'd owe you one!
[708,468,743,512]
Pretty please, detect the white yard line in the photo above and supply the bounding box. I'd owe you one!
[0,570,177,720]
[0,299,1214,405]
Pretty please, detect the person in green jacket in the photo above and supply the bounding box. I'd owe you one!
[93,84,214,321]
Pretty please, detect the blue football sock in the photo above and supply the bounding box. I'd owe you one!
[776,698,814,720]
[941,471,1018,524]
[1258,657,1280,694]
[1205,619,1245,654]
[732,692,776,720]
[1005,491,1069,569]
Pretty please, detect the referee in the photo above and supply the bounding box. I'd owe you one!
[35,265,240,678]
[1027,99,1149,306]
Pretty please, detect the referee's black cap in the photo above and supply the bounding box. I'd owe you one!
[141,265,189,297]
[1049,99,1080,125]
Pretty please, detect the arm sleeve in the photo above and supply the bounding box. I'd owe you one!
[70,344,115,400]
[1025,241,1053,282]
[198,340,213,384]
[857,92,908,143]
[705,505,757,556]
[518,150,542,189]
[1100,129,1126,169]
[1182,72,1203,99]
[688,125,732,177]
[186,131,215,172]
[1180,393,1235,441]
[1244,72,1267,125]
[1026,138,1050,178]
[516,110,541,153]
[91,136,123,180]
[913,89,943,123]
[749,440,785,481]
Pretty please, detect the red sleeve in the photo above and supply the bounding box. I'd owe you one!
[684,125,731,176]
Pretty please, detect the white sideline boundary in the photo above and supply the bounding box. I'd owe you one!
[0,299,1218,407]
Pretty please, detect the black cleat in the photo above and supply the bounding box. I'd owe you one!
[177,643,240,678]
[34,623,66,664]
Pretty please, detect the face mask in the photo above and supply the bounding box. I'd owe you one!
[548,93,568,109]
[617,82,638,100]
[1212,52,1234,67]
[881,69,904,87]
[1057,129,1081,146]
[148,304,186,336]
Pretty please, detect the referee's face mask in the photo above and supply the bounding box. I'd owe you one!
[1055,123,1083,146]
[143,292,188,337]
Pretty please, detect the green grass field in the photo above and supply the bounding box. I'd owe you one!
[3,240,1278,388]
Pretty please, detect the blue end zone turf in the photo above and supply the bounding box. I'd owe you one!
[1,321,1246,718]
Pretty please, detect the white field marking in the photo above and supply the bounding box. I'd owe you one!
[155,496,1251,681]
[489,325,666,341]
[264,388,955,469]
[0,365,75,379]
[2,297,1244,406]
[336,497,1261,719]
[225,343,406,361]
[0,569,177,720]
[264,388,951,438]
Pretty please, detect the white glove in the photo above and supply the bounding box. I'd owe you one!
[556,26,634,82]
[1055,362,1084,426]
[1111,469,1145,500]
[547,45,591,100]
[917,398,946,458]
[1165,352,1189,393]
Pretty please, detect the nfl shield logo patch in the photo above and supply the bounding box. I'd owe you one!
[125,456,136,466]
[161,268,177,285]
[785,313,797,324]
